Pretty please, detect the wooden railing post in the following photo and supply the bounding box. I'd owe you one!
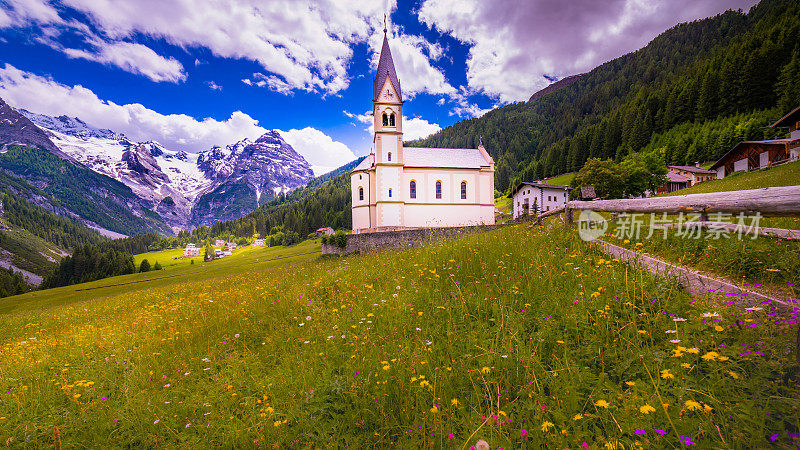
[565,206,574,228]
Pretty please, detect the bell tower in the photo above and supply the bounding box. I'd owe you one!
[372,24,404,228]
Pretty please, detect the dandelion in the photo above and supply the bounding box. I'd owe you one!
[451,398,459,406]
[714,325,724,332]
[541,421,555,432]
[703,404,713,413]
[701,351,719,361]
[639,404,656,414]
[660,369,674,379]
[475,440,490,450]
[594,399,610,408]
[686,348,699,354]
[684,400,702,411]
[481,366,491,374]
[573,414,583,420]
[728,371,739,379]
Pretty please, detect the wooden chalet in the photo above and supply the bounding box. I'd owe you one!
[710,105,800,178]
[656,172,690,194]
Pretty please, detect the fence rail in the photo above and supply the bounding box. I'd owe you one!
[565,185,800,217]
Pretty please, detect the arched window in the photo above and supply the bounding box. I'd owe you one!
[460,181,467,199]
[382,113,388,126]
[409,180,416,199]
[387,152,392,162]
[359,186,364,201]
[435,180,442,199]
[388,188,392,198]
[389,113,395,127]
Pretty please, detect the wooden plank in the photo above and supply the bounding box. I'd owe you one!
[658,222,800,240]
[567,185,800,216]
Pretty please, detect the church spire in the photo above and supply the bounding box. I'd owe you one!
[373,24,402,102]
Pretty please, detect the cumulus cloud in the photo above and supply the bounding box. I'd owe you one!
[344,110,371,125]
[0,63,356,171]
[2,0,396,93]
[63,40,186,83]
[418,0,758,102]
[402,117,441,140]
[368,29,455,99]
[279,127,357,176]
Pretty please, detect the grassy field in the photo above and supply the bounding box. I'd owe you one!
[545,172,576,186]
[0,224,797,447]
[662,159,800,196]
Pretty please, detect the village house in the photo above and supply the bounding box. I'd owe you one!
[183,243,200,258]
[215,239,226,247]
[656,172,691,194]
[214,248,223,257]
[225,242,237,251]
[252,238,266,247]
[315,227,334,236]
[351,28,495,233]
[667,164,716,185]
[510,182,570,219]
[710,105,800,178]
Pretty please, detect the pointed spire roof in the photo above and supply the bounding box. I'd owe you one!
[373,32,402,102]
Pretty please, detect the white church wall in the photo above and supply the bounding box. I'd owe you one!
[404,204,494,228]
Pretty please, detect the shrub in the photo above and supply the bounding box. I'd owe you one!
[139,259,151,273]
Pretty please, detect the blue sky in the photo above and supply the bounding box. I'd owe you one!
[0,0,757,174]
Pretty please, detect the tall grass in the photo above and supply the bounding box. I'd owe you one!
[0,224,797,447]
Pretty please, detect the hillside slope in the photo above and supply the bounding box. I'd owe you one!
[0,225,795,447]
[409,0,798,191]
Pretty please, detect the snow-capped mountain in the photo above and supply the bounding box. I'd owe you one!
[15,108,313,231]
[192,131,314,226]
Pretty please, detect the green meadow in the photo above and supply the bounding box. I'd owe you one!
[0,224,797,447]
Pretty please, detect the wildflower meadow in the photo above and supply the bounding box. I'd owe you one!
[0,223,798,447]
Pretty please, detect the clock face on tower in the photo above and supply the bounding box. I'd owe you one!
[386,89,393,98]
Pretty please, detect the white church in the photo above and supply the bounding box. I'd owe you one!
[351,30,495,233]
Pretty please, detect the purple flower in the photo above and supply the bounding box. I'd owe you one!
[680,436,695,445]
[769,433,779,442]
[655,429,667,435]
[635,430,646,435]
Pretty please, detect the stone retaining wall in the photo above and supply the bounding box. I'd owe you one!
[322,224,504,255]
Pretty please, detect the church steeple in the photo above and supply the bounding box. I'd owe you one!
[373,30,402,102]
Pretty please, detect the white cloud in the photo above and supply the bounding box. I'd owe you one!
[0,64,353,172]
[3,0,394,93]
[344,110,371,125]
[63,40,186,83]
[0,63,264,152]
[206,81,222,90]
[279,127,357,176]
[369,30,456,99]
[402,117,441,140]
[418,0,759,103]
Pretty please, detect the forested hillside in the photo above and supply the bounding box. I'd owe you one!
[408,0,799,191]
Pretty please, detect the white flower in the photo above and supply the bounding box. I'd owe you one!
[299,323,305,327]
[665,330,677,334]
[673,317,687,322]
[306,316,312,321]
[702,312,720,318]
[669,339,681,343]
[745,307,762,311]
[154,419,160,424]
[234,334,240,338]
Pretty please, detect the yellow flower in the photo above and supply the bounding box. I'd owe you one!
[541,421,555,432]
[639,404,656,414]
[681,363,692,369]
[637,330,647,334]
[557,340,565,344]
[718,356,729,361]
[382,365,391,370]
[684,400,702,411]
[660,369,674,379]
[701,351,719,361]
[573,414,583,421]
[728,371,739,379]
[273,420,282,427]
[481,366,491,374]
[430,405,439,413]
[687,348,699,354]
[594,400,610,408]
[625,381,635,386]
[704,404,713,413]
[451,398,459,406]
[714,325,724,332]
[671,349,684,358]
